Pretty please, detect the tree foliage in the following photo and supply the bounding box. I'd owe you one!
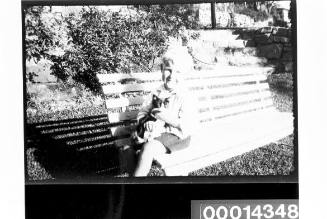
[25,6,64,63]
[47,6,199,93]
[234,2,270,22]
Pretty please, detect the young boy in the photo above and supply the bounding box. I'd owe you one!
[134,46,195,176]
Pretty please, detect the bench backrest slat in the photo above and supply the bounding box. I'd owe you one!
[197,90,272,108]
[105,96,144,108]
[197,99,274,122]
[104,83,270,109]
[102,82,162,94]
[107,100,274,138]
[183,83,269,97]
[97,71,162,83]
[183,74,266,86]
[100,74,267,95]
[97,67,274,143]
[108,111,139,123]
[97,66,273,84]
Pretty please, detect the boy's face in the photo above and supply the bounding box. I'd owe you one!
[161,59,179,91]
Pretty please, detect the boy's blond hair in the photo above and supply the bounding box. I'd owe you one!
[161,44,193,74]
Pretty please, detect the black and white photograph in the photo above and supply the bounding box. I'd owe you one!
[6,0,327,218]
[23,1,297,181]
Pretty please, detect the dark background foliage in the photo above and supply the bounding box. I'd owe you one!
[24,3,291,93]
[25,6,56,63]
[25,5,200,94]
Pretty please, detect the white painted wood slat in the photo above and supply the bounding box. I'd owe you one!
[97,66,272,83]
[196,90,272,108]
[189,83,269,97]
[182,74,267,87]
[102,82,162,94]
[97,71,162,83]
[104,86,271,110]
[107,111,139,123]
[105,96,145,109]
[101,75,267,95]
[197,99,274,122]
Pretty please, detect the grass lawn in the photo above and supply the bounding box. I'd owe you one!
[188,135,294,176]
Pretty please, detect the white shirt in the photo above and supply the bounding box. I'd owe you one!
[137,84,196,139]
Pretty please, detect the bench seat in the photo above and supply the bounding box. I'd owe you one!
[155,109,293,175]
[96,66,294,176]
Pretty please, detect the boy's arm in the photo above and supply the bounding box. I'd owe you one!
[152,92,197,135]
[152,108,182,130]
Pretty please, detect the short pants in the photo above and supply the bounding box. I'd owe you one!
[154,132,191,153]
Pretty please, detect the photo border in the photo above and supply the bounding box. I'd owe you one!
[22,0,298,185]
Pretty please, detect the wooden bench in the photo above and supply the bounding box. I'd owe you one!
[26,115,122,175]
[96,66,293,176]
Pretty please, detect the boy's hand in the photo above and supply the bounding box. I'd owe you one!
[151,108,181,130]
[151,108,170,122]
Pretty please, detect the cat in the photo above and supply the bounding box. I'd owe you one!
[133,94,168,144]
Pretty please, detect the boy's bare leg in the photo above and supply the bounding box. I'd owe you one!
[134,140,166,177]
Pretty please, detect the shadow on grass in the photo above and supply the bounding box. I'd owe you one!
[25,114,125,181]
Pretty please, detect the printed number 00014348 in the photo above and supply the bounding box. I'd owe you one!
[201,204,299,219]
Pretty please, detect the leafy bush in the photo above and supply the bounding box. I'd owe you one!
[25,6,65,63]
[25,6,66,83]
[234,7,269,22]
[138,4,200,31]
[47,6,199,94]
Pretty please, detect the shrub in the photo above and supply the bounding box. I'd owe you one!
[48,6,199,94]
[25,6,66,82]
[234,7,270,22]
[25,6,66,63]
